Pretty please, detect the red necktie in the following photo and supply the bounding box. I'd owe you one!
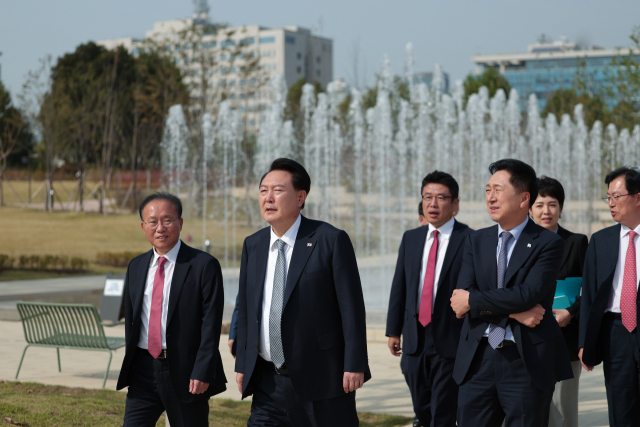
[148,256,167,358]
[621,231,637,332]
[419,230,439,327]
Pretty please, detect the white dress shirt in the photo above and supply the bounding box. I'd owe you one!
[259,214,302,361]
[138,239,181,350]
[606,224,640,313]
[483,217,529,342]
[417,217,455,312]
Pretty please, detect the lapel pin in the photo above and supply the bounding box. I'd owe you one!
[307,243,313,247]
[527,243,531,248]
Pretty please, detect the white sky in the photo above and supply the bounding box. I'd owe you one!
[1,0,639,96]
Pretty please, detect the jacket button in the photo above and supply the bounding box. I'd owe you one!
[255,344,259,349]
[476,338,480,343]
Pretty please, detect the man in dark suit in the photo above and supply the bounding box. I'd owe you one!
[387,171,473,427]
[117,193,227,427]
[450,159,573,427]
[235,158,370,426]
[580,167,640,426]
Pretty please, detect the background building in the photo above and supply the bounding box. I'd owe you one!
[472,39,640,110]
[98,4,332,130]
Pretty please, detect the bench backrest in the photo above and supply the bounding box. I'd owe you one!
[17,302,110,349]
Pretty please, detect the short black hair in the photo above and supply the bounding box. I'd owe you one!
[139,192,183,220]
[489,159,538,208]
[605,167,640,195]
[421,170,459,200]
[537,176,565,210]
[260,158,311,209]
[418,201,424,216]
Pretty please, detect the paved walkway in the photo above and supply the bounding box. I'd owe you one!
[0,319,610,425]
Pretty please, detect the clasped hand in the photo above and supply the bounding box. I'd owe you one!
[509,304,545,328]
[450,289,470,318]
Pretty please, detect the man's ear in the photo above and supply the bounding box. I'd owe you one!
[298,190,307,208]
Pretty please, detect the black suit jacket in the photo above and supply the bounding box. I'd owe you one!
[235,216,370,401]
[579,224,640,366]
[116,242,227,402]
[386,219,473,358]
[556,225,588,361]
[452,220,573,391]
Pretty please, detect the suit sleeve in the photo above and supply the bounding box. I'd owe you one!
[468,236,565,317]
[190,257,224,383]
[567,234,589,317]
[235,239,249,374]
[386,234,407,337]
[579,236,597,349]
[123,260,133,351]
[456,234,479,292]
[332,230,369,373]
[229,294,239,341]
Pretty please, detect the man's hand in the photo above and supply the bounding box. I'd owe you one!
[552,309,573,327]
[189,379,209,394]
[388,336,402,357]
[343,372,364,393]
[509,304,545,328]
[236,373,244,393]
[228,339,235,359]
[450,289,470,318]
[578,348,594,372]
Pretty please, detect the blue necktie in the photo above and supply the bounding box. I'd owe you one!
[269,239,287,368]
[488,231,513,349]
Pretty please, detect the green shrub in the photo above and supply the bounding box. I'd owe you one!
[0,254,14,270]
[70,257,89,271]
[96,251,140,268]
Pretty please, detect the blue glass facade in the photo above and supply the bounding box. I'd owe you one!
[484,53,640,110]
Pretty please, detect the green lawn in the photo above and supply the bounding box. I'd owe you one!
[0,381,411,427]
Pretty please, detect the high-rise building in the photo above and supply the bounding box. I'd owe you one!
[98,7,332,130]
[472,39,640,110]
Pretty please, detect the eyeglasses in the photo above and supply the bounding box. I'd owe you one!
[602,194,637,204]
[143,218,179,229]
[422,194,453,203]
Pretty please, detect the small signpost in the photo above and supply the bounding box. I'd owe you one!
[100,273,126,324]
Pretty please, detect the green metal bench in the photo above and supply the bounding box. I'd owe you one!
[16,302,126,388]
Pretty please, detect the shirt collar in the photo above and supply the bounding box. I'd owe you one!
[498,216,529,242]
[428,217,455,239]
[620,223,640,238]
[270,214,302,250]
[153,239,181,266]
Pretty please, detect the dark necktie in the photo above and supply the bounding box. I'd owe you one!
[488,231,513,349]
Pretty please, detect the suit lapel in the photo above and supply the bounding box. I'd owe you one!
[436,220,465,290]
[131,250,154,322]
[283,217,318,309]
[409,226,429,297]
[504,221,539,285]
[481,226,499,289]
[602,224,621,280]
[166,242,191,326]
[252,230,271,318]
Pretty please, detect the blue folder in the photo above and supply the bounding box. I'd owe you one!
[553,277,582,310]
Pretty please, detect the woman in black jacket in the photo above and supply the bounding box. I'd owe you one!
[529,176,588,427]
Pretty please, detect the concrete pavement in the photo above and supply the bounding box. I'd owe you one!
[0,318,611,425]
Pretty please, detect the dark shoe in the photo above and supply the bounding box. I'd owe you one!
[413,416,421,427]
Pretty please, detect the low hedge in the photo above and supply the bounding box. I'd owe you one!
[95,251,142,268]
[0,254,89,272]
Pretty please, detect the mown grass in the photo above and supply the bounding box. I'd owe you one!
[0,381,411,427]
[1,205,256,270]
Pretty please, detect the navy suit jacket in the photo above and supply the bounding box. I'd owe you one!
[579,224,640,366]
[386,219,473,358]
[235,216,370,401]
[116,242,227,402]
[452,220,573,391]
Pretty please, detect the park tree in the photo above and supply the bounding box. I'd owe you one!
[0,80,33,205]
[542,88,610,129]
[463,67,511,104]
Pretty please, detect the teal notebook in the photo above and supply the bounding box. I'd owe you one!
[553,277,582,310]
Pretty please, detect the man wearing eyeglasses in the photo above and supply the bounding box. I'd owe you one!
[386,171,472,427]
[117,192,227,427]
[580,167,640,426]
